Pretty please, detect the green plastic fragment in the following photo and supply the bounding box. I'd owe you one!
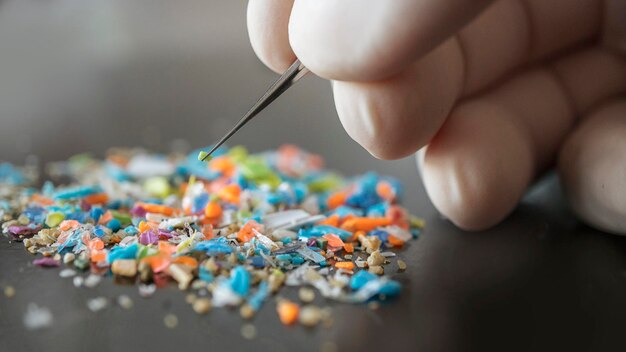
[228,146,248,163]
[143,177,171,198]
[315,238,328,250]
[45,212,65,228]
[197,151,212,162]
[308,174,343,192]
[110,211,132,226]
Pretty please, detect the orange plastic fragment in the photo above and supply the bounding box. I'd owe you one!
[204,201,222,219]
[376,180,395,201]
[138,221,153,233]
[157,241,177,256]
[323,234,344,248]
[135,202,177,217]
[277,300,300,325]
[237,220,262,243]
[88,238,104,251]
[30,194,54,206]
[209,156,236,177]
[201,224,214,240]
[84,193,109,205]
[343,243,354,253]
[172,256,198,269]
[334,261,355,270]
[141,253,169,273]
[90,250,107,263]
[218,184,241,204]
[98,211,113,225]
[318,214,339,227]
[59,220,80,231]
[387,235,405,247]
[340,217,391,232]
[327,191,347,210]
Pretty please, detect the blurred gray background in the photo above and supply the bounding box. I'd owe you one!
[0,0,431,215]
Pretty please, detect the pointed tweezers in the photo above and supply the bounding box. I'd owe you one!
[199,59,309,161]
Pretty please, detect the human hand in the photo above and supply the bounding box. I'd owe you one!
[247,0,626,233]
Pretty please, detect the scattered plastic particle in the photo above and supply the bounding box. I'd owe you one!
[117,295,134,310]
[277,299,300,325]
[87,297,108,312]
[0,144,424,331]
[163,313,178,329]
[84,274,102,288]
[192,298,212,315]
[299,305,322,327]
[4,286,15,298]
[23,304,53,330]
[59,269,77,278]
[298,287,315,303]
[240,323,257,340]
[33,257,60,268]
[139,284,157,298]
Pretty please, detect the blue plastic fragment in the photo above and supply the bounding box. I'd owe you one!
[248,281,269,311]
[300,225,352,241]
[107,243,138,263]
[250,256,265,268]
[107,218,122,232]
[329,206,364,218]
[199,266,214,283]
[276,254,292,261]
[93,225,108,238]
[53,185,102,200]
[90,207,104,223]
[350,270,377,290]
[195,238,233,255]
[230,265,251,297]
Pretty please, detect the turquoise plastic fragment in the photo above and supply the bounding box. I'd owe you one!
[195,238,233,255]
[276,254,292,261]
[53,185,102,200]
[199,266,214,282]
[291,256,304,265]
[107,218,122,232]
[230,266,251,296]
[248,281,268,311]
[107,243,138,263]
[302,225,352,241]
[350,270,377,290]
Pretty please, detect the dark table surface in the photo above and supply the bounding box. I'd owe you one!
[1,175,625,352]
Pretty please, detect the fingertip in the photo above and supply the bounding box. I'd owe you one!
[247,0,296,73]
[421,103,535,231]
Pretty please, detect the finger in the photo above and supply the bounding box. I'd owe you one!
[288,0,494,81]
[551,47,626,116]
[247,0,295,73]
[421,68,575,230]
[457,0,601,95]
[333,38,464,159]
[558,99,626,235]
[324,0,602,161]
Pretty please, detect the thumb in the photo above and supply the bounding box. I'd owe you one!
[288,0,494,81]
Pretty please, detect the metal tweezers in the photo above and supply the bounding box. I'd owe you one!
[199,59,309,161]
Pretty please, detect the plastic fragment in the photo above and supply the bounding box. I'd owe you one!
[240,323,257,340]
[192,298,212,314]
[23,304,53,330]
[117,295,134,310]
[277,299,300,325]
[87,297,108,312]
[163,313,178,328]
[299,305,322,327]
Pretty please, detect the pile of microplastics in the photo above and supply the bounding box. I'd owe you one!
[0,144,423,328]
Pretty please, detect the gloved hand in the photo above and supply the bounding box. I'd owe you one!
[247,0,626,233]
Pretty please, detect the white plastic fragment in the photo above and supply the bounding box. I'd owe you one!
[59,269,77,278]
[262,209,325,230]
[83,274,102,288]
[23,304,53,330]
[252,228,279,250]
[73,276,84,288]
[139,283,156,298]
[87,297,108,312]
